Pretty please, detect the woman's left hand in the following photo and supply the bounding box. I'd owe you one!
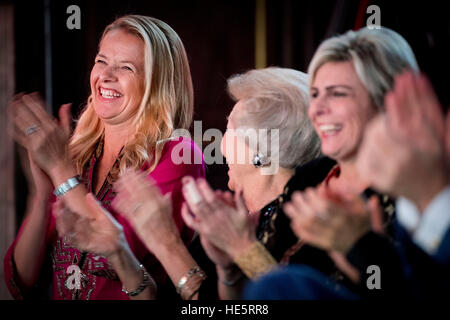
[55,193,126,258]
[180,177,259,260]
[112,169,180,253]
[9,92,73,180]
[284,188,373,255]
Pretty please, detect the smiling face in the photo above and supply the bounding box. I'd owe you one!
[90,28,146,126]
[308,61,378,162]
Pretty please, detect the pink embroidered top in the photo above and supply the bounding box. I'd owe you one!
[3,137,205,300]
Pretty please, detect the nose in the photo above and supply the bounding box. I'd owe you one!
[99,65,118,82]
[308,95,329,120]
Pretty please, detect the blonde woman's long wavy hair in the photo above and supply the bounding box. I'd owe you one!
[69,15,194,181]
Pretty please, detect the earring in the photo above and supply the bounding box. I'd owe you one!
[252,153,270,167]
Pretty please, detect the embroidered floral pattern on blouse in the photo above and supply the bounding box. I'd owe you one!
[51,140,122,300]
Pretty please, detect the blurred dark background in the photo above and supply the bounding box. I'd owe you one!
[1,0,449,259]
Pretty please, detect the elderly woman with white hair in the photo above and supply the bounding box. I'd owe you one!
[113,67,339,299]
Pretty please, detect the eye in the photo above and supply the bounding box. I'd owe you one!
[122,66,133,72]
[310,91,318,99]
[332,91,347,97]
[95,59,106,64]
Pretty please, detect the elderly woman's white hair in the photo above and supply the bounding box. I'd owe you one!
[227,67,321,169]
[308,27,419,108]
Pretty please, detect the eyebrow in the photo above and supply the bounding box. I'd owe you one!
[325,85,354,91]
[310,85,354,92]
[96,53,138,66]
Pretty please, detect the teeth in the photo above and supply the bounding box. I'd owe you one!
[100,88,122,98]
[319,124,342,133]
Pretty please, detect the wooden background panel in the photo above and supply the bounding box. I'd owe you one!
[0,2,15,300]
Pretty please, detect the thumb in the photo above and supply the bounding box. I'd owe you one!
[163,191,173,211]
[59,103,73,136]
[85,193,103,219]
[85,192,122,229]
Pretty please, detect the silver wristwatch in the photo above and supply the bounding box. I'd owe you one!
[53,176,81,197]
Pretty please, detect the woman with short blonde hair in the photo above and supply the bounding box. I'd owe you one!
[308,27,419,108]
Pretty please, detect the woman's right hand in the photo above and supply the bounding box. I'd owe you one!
[9,93,73,183]
[27,151,53,197]
[55,193,127,258]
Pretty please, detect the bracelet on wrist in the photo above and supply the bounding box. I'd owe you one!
[177,266,207,300]
[54,175,82,197]
[122,264,152,297]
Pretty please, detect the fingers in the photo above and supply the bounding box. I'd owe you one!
[284,192,304,220]
[181,177,212,221]
[284,190,329,231]
[416,74,444,138]
[385,72,418,139]
[305,189,330,221]
[182,176,204,205]
[58,103,73,137]
[85,192,122,229]
[181,202,200,231]
[21,93,54,128]
[285,190,315,220]
[119,169,158,199]
[196,178,217,204]
[221,191,235,207]
[84,192,104,220]
[11,97,41,134]
[10,123,30,148]
[387,72,413,134]
[115,169,159,209]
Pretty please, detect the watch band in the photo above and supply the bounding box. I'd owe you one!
[53,176,81,197]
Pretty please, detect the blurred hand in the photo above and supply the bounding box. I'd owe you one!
[55,193,126,258]
[357,72,448,211]
[284,188,373,255]
[112,169,179,251]
[18,148,53,197]
[9,92,73,179]
[198,233,234,269]
[180,177,259,260]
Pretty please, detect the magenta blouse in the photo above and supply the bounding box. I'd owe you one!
[4,137,205,300]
